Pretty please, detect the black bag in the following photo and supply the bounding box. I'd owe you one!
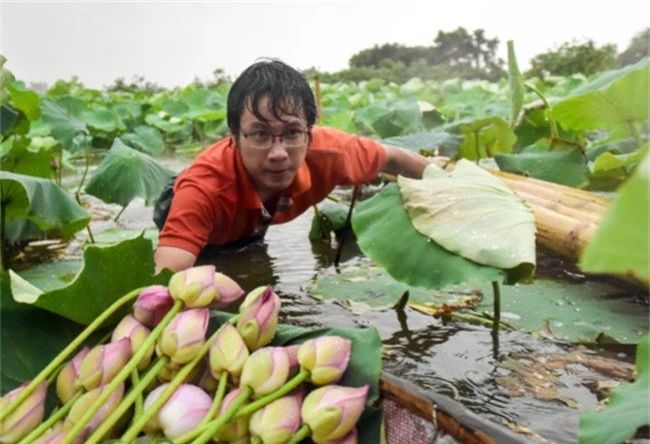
[153,174,179,230]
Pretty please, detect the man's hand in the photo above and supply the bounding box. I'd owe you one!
[154,246,197,274]
[426,156,451,170]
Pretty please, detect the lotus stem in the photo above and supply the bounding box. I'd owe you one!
[285,424,311,444]
[131,370,143,419]
[525,83,559,139]
[235,368,310,419]
[85,357,168,444]
[61,299,184,444]
[189,386,253,444]
[491,280,501,335]
[175,370,229,444]
[0,287,145,423]
[120,318,236,443]
[18,390,83,444]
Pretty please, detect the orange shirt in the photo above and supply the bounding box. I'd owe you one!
[158,126,386,255]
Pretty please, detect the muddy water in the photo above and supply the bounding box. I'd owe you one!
[85,154,644,444]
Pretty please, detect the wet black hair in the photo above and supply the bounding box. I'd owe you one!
[227,58,317,136]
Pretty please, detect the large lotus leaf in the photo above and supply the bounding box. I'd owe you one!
[579,334,650,443]
[566,57,650,97]
[0,171,90,239]
[210,310,383,444]
[120,125,165,154]
[471,277,648,343]
[0,105,19,135]
[458,116,516,160]
[0,136,52,178]
[320,110,358,134]
[590,146,647,178]
[7,82,40,121]
[308,262,478,310]
[9,233,172,325]
[80,107,125,133]
[39,98,87,149]
[397,160,536,283]
[355,100,423,138]
[182,88,227,121]
[144,112,188,133]
[495,147,589,187]
[84,138,174,207]
[352,183,502,290]
[382,131,464,156]
[549,59,649,131]
[580,152,649,280]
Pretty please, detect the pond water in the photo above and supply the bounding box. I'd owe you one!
[63,153,647,443]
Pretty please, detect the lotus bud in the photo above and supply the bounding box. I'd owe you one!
[33,430,66,444]
[56,346,90,404]
[0,381,47,443]
[240,347,290,397]
[142,383,212,440]
[214,388,249,442]
[168,265,244,308]
[76,339,131,390]
[111,314,154,371]
[301,385,369,442]
[157,361,183,383]
[285,344,301,378]
[209,323,250,380]
[249,391,302,444]
[156,308,209,364]
[314,428,358,444]
[63,383,125,442]
[132,285,174,328]
[236,286,281,350]
[298,336,352,385]
[194,361,219,393]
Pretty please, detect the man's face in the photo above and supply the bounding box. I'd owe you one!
[235,96,309,202]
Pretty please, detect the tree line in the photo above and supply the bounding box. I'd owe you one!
[306,27,649,84]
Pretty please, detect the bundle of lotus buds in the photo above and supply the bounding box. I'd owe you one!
[0,265,370,444]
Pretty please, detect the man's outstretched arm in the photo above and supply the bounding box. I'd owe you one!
[381,145,447,179]
[154,246,197,274]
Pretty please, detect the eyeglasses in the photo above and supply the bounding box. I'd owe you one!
[240,128,310,150]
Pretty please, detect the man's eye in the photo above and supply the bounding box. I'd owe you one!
[251,131,269,139]
[284,129,301,136]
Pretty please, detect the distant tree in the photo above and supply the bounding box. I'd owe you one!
[617,28,650,67]
[431,27,504,80]
[349,43,432,68]
[526,39,617,79]
[105,75,163,93]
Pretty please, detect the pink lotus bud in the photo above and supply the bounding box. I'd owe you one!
[142,383,212,440]
[63,383,124,442]
[236,286,281,350]
[301,385,369,442]
[209,323,250,380]
[33,430,66,444]
[314,428,358,444]
[156,308,209,364]
[76,339,132,390]
[249,391,302,444]
[298,336,352,385]
[168,265,244,308]
[0,381,47,443]
[214,388,249,442]
[132,285,174,327]
[56,346,90,404]
[240,347,290,397]
[194,362,219,393]
[285,344,301,378]
[157,361,183,383]
[111,314,154,371]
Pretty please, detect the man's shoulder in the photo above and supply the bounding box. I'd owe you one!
[175,138,238,194]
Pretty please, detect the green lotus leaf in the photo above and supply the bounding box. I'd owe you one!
[507,40,525,128]
[382,131,464,156]
[549,59,649,131]
[580,151,649,280]
[590,145,647,177]
[398,160,536,283]
[39,98,87,149]
[579,334,650,443]
[84,138,174,207]
[0,171,90,239]
[0,55,15,106]
[80,107,125,133]
[144,112,187,133]
[309,201,349,241]
[7,82,40,121]
[120,125,165,154]
[9,232,171,325]
[355,100,423,138]
[458,116,516,160]
[495,146,589,187]
[352,182,502,290]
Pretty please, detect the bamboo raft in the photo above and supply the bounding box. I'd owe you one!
[380,372,528,443]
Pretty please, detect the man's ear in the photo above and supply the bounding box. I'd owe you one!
[230,132,239,149]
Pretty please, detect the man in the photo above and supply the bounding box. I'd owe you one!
[154,59,435,273]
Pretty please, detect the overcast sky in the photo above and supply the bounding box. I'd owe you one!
[2,1,649,89]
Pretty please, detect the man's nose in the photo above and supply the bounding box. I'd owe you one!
[267,137,288,158]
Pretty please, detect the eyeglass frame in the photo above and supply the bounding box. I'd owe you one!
[239,128,311,150]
